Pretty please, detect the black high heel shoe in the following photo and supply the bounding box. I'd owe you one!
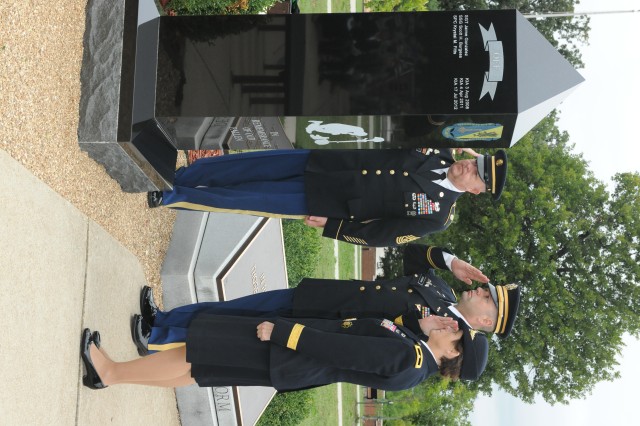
[80,328,107,390]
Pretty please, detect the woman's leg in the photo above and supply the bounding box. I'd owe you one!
[125,373,196,388]
[89,344,191,387]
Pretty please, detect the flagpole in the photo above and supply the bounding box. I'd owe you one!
[524,9,639,19]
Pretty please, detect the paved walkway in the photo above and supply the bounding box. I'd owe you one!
[0,150,180,425]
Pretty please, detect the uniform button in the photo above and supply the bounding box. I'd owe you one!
[389,170,395,175]
[350,215,354,219]
[375,285,381,290]
[362,170,368,175]
[376,170,381,175]
[392,287,397,290]
[414,274,418,277]
[444,313,448,317]
[403,171,409,176]
[408,289,413,293]
[450,215,455,220]
[439,192,444,198]
[434,149,440,154]
[360,286,365,291]
[441,160,446,165]
[404,204,409,207]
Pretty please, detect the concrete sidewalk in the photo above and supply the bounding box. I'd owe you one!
[0,150,180,424]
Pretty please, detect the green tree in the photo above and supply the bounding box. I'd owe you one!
[424,113,640,404]
[435,0,590,67]
[382,377,477,425]
[378,247,404,279]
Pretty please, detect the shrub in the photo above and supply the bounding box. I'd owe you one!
[167,0,279,15]
[257,390,314,426]
[282,219,322,288]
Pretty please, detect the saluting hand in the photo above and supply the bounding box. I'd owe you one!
[455,147,481,158]
[418,315,459,336]
[304,216,328,228]
[257,321,274,341]
[451,258,489,285]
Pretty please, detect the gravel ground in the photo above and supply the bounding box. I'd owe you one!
[0,1,174,303]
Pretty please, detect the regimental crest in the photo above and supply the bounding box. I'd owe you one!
[342,321,353,329]
[469,329,479,341]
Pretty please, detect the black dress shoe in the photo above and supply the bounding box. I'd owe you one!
[80,328,107,390]
[140,286,159,326]
[131,314,152,357]
[147,191,163,208]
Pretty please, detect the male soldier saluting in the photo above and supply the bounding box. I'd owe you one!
[133,245,520,356]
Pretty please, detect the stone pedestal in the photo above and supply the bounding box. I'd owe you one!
[161,212,289,426]
[78,0,177,192]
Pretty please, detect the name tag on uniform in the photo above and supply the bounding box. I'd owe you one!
[416,275,432,286]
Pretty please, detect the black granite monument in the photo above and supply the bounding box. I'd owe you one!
[79,4,583,191]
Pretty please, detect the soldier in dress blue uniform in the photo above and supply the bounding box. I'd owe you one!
[80,313,489,391]
[133,245,520,357]
[147,148,508,247]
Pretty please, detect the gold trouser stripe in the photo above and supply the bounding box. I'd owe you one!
[494,286,505,333]
[499,286,510,334]
[491,156,496,194]
[426,246,436,269]
[335,220,344,239]
[286,324,305,350]
[164,202,306,219]
[394,315,404,326]
[414,344,423,368]
[148,342,186,351]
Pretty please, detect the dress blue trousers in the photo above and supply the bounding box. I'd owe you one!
[148,289,295,352]
[162,150,311,218]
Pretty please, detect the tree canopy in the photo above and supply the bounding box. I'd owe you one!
[434,0,590,67]
[384,378,477,426]
[413,112,640,404]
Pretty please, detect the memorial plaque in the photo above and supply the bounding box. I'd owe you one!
[156,117,293,151]
[162,213,289,426]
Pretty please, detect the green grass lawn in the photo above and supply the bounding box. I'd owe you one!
[312,228,356,280]
[298,0,328,13]
[295,230,359,425]
[296,383,359,426]
[299,0,364,13]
